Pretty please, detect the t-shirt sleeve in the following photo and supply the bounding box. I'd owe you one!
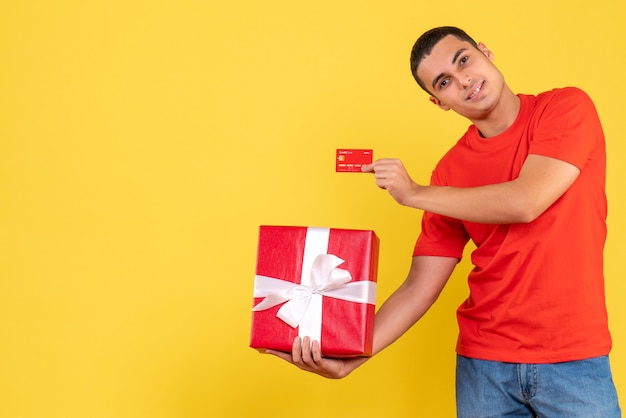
[528,87,604,170]
[412,169,470,259]
[413,211,469,259]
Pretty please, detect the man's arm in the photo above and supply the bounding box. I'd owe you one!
[362,154,580,224]
[263,255,457,378]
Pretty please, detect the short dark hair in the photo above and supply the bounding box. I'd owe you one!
[410,26,478,94]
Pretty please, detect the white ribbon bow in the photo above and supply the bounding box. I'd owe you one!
[253,253,360,327]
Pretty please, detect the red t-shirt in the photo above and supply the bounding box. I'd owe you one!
[413,87,611,363]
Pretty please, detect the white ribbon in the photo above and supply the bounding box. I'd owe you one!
[252,227,376,344]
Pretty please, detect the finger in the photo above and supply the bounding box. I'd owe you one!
[292,336,303,361]
[300,336,314,364]
[374,174,388,189]
[310,339,323,363]
[363,159,392,172]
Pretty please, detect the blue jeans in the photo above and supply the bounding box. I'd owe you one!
[456,355,622,418]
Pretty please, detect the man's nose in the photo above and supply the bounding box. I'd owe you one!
[458,74,472,88]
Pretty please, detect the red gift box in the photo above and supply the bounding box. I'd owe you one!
[250,226,379,357]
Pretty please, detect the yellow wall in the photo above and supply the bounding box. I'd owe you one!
[1,1,624,417]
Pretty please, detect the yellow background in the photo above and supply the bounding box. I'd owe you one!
[1,1,624,417]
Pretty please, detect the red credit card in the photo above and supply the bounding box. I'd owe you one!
[336,149,373,172]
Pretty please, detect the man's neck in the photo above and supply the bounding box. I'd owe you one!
[473,86,521,138]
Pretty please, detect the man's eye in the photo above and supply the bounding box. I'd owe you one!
[460,56,469,65]
[440,79,449,88]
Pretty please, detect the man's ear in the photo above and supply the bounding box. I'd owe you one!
[477,42,494,62]
[429,95,450,111]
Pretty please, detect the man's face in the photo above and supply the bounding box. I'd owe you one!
[416,35,505,121]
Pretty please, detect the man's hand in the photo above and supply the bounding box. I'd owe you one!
[361,159,421,207]
[261,336,368,379]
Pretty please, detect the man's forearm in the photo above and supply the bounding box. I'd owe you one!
[403,155,581,224]
[365,155,580,225]
[403,182,532,224]
[370,256,457,356]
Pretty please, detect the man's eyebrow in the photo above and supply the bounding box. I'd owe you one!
[452,48,468,65]
[432,73,445,90]
[431,48,469,90]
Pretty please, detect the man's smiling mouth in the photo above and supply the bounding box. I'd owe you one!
[466,81,484,100]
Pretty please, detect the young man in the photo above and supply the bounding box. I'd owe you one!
[264,26,622,417]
